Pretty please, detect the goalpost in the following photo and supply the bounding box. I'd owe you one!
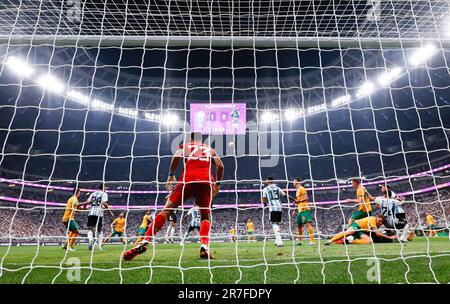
[0,0,449,284]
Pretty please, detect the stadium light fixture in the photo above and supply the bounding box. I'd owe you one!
[261,111,279,123]
[356,81,375,98]
[67,90,90,105]
[408,44,437,66]
[284,109,298,121]
[307,103,327,114]
[5,56,34,77]
[144,112,161,121]
[163,113,179,126]
[377,67,403,86]
[37,74,65,94]
[92,99,114,111]
[118,107,138,117]
[331,95,351,107]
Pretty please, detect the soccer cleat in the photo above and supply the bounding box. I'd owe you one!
[88,242,93,251]
[123,243,147,261]
[324,241,331,246]
[296,242,303,246]
[276,243,284,247]
[200,246,214,259]
[307,241,315,246]
[98,245,103,251]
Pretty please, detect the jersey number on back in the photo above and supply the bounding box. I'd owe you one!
[187,145,212,162]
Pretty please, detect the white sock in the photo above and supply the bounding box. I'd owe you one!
[400,224,410,240]
[165,227,171,241]
[88,230,94,244]
[169,226,175,241]
[273,223,282,244]
[98,231,103,246]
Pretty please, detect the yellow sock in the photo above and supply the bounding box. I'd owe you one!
[297,227,303,241]
[134,237,143,246]
[308,226,315,242]
[69,232,78,247]
[329,232,347,243]
[64,232,73,248]
[351,238,371,244]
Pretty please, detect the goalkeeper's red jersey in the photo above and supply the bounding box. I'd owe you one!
[178,141,216,184]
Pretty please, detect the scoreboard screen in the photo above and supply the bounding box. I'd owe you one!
[190,103,246,135]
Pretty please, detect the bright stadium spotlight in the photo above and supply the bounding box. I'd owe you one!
[331,95,351,107]
[91,99,114,111]
[162,112,178,126]
[356,81,375,98]
[118,107,138,117]
[408,44,437,66]
[5,56,34,77]
[284,109,297,121]
[37,74,65,94]
[261,111,279,123]
[67,90,90,105]
[378,67,403,86]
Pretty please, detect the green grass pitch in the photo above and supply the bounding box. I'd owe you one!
[0,237,448,284]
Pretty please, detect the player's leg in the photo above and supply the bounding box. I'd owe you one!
[102,232,113,245]
[169,223,176,242]
[68,221,79,249]
[351,233,372,244]
[87,216,96,250]
[325,227,356,245]
[180,226,193,246]
[304,211,315,245]
[194,183,214,259]
[123,185,185,260]
[165,225,171,243]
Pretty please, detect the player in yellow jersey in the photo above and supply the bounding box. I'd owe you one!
[62,189,89,251]
[246,219,255,242]
[346,178,375,224]
[133,210,153,246]
[325,215,394,245]
[229,226,236,242]
[426,213,437,237]
[291,178,315,246]
[103,212,127,245]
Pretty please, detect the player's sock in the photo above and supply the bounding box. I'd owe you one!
[169,226,175,242]
[297,226,303,242]
[87,230,94,244]
[307,226,315,242]
[69,232,79,248]
[329,232,347,243]
[199,220,211,247]
[98,232,104,247]
[165,226,171,242]
[143,213,166,241]
[351,238,371,244]
[272,223,281,244]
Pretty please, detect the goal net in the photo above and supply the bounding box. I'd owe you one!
[0,0,449,284]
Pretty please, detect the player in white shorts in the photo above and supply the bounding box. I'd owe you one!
[180,205,201,246]
[262,176,288,247]
[86,183,114,251]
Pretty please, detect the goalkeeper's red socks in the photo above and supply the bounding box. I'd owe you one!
[143,213,166,242]
[199,220,211,247]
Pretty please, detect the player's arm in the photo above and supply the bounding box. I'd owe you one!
[212,151,224,197]
[103,202,114,217]
[167,148,183,191]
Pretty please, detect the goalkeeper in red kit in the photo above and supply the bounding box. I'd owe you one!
[123,132,224,260]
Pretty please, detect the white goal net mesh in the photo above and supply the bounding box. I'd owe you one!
[0,0,449,284]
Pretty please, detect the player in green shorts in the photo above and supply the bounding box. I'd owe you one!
[351,210,372,221]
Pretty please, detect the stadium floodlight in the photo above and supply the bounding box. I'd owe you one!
[37,74,65,94]
[118,107,138,117]
[307,103,327,114]
[91,99,114,111]
[144,112,161,121]
[284,109,298,121]
[67,90,90,105]
[356,82,375,98]
[261,111,279,123]
[162,113,178,126]
[5,56,34,77]
[378,67,403,86]
[331,95,352,107]
[408,44,437,66]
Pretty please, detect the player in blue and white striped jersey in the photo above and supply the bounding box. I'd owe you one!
[85,183,114,251]
[180,205,201,246]
[262,177,288,247]
[374,196,411,243]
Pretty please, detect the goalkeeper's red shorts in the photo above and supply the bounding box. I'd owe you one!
[168,183,213,208]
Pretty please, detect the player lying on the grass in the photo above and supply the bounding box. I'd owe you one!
[374,190,413,243]
[180,205,201,246]
[123,132,224,260]
[426,213,437,237]
[165,209,177,243]
[262,176,287,247]
[291,178,315,246]
[325,214,396,245]
[246,219,255,242]
[61,188,90,251]
[346,178,375,225]
[85,183,114,251]
[103,212,126,245]
[133,210,154,246]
